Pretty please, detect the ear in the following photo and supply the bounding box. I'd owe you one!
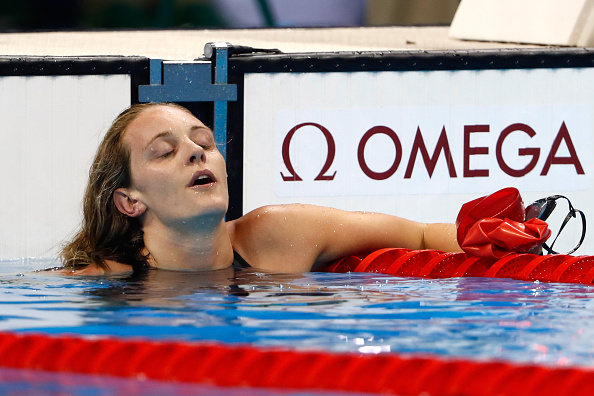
[113,188,146,218]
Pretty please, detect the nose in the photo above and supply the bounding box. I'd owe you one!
[186,140,206,165]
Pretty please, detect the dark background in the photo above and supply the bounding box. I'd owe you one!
[0,0,460,31]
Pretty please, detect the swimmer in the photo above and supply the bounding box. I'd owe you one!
[61,103,462,275]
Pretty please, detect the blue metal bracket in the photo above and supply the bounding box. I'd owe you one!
[138,42,237,160]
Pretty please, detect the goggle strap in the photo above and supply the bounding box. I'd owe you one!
[542,208,586,255]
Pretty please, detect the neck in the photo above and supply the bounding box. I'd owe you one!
[142,215,234,271]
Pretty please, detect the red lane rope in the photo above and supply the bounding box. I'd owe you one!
[318,249,594,285]
[0,331,593,395]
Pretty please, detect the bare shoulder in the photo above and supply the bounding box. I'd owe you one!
[228,204,331,238]
[227,204,296,243]
[227,204,328,271]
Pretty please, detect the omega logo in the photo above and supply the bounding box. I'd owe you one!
[280,121,585,181]
[281,122,337,181]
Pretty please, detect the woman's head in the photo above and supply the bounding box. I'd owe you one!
[112,103,228,230]
[62,102,220,269]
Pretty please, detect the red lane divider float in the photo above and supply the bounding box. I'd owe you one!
[1,331,594,396]
[318,249,594,285]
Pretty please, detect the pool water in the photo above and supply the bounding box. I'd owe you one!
[2,258,594,371]
[0,367,363,396]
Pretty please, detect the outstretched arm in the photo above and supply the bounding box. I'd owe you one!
[230,204,461,273]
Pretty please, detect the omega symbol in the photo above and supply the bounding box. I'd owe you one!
[281,122,337,181]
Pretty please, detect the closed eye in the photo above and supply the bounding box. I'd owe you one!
[149,142,176,160]
[159,150,174,158]
[190,127,215,150]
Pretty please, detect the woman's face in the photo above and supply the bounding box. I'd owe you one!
[119,105,228,228]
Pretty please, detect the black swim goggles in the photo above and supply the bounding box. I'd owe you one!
[525,195,586,255]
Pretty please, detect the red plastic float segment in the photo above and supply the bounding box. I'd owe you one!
[229,346,278,388]
[0,332,593,396]
[320,249,594,285]
[483,254,534,279]
[174,344,234,383]
[337,354,402,393]
[78,338,127,374]
[554,256,594,284]
[455,361,517,396]
[269,352,338,389]
[565,370,594,396]
[384,357,442,395]
[491,365,553,396]
[355,248,411,273]
[516,254,569,281]
[0,333,54,369]
[211,346,264,387]
[584,265,594,285]
[418,360,476,396]
[145,343,243,384]
[451,256,491,278]
[386,250,442,277]
[104,339,163,378]
[523,368,586,396]
[419,252,467,278]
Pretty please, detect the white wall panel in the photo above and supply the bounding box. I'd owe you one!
[0,75,130,259]
[243,69,594,255]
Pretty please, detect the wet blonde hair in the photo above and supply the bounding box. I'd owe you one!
[61,102,193,269]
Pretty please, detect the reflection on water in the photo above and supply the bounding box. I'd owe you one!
[0,367,355,396]
[2,258,594,367]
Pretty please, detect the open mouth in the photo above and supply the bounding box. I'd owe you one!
[193,175,213,186]
[189,171,216,187]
